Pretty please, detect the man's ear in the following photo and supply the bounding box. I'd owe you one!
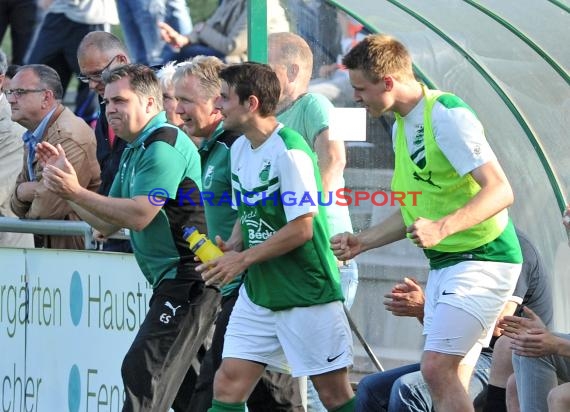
[247,95,260,112]
[287,63,299,82]
[383,76,394,91]
[146,96,156,113]
[116,54,129,65]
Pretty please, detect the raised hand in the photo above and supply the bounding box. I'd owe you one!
[158,22,189,48]
[39,144,81,199]
[36,142,71,172]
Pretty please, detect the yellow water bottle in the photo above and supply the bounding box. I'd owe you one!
[183,226,224,263]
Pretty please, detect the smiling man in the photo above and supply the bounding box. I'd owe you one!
[199,62,355,412]
[173,56,303,412]
[37,64,218,412]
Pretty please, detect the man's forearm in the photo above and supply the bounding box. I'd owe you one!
[438,161,513,239]
[315,132,346,194]
[556,334,570,358]
[67,187,155,234]
[240,214,313,267]
[358,209,407,252]
[67,200,120,236]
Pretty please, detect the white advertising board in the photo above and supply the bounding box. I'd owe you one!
[0,248,28,412]
[1,248,151,411]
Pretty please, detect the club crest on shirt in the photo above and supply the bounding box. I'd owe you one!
[259,160,271,182]
[413,124,424,146]
[203,165,215,189]
[472,144,481,157]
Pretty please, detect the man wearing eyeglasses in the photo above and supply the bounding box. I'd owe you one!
[77,31,132,252]
[0,49,34,248]
[8,64,100,249]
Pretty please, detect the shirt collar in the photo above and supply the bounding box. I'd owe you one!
[23,106,58,145]
[198,121,226,154]
[35,105,58,138]
[128,112,168,148]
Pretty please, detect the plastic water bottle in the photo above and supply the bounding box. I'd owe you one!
[182,226,224,263]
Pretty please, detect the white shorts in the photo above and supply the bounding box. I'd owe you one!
[222,285,353,377]
[423,260,521,356]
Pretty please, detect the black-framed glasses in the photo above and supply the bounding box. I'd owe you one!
[77,55,119,83]
[4,88,48,98]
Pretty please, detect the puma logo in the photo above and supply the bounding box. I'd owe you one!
[164,301,182,316]
[413,171,441,189]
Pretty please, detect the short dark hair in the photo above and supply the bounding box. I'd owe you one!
[20,64,64,100]
[219,62,280,117]
[102,63,163,109]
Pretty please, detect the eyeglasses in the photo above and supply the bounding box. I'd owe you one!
[77,55,119,83]
[4,88,48,98]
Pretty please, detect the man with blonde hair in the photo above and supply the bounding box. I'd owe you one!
[331,34,522,412]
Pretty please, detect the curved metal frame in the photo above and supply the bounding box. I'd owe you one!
[325,0,567,212]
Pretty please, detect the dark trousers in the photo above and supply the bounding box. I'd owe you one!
[121,279,220,412]
[26,13,102,89]
[189,288,304,412]
[0,0,37,64]
[25,12,101,122]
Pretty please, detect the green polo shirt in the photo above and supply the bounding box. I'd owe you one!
[199,123,242,295]
[109,112,205,287]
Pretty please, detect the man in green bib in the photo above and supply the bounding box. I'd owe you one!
[330,34,522,412]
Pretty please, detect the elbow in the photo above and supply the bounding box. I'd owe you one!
[503,185,514,208]
[300,225,313,243]
[129,217,153,232]
[334,155,347,171]
[130,222,148,233]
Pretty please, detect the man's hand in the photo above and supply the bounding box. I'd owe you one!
[563,205,570,228]
[215,233,242,253]
[197,251,246,287]
[406,217,446,248]
[330,232,362,260]
[499,306,557,357]
[36,142,72,172]
[384,277,425,322]
[38,143,81,199]
[500,306,546,335]
[16,182,41,202]
[158,22,189,48]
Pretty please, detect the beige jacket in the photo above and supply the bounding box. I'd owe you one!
[10,105,101,249]
[0,95,34,247]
